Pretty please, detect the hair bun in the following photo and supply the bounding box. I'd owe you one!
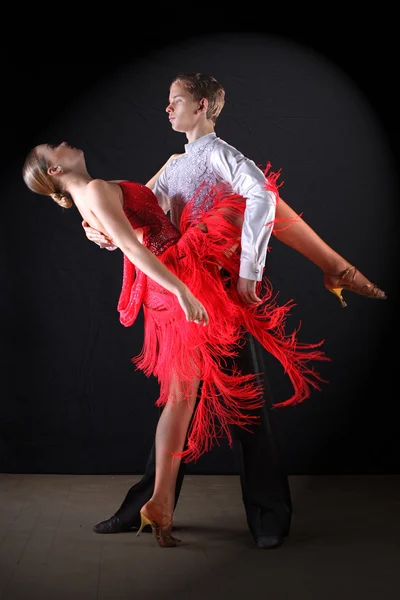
[51,192,73,209]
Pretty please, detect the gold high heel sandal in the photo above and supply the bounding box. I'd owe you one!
[324,266,387,308]
[137,502,181,548]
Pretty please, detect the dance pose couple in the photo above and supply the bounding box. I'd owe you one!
[23,72,386,549]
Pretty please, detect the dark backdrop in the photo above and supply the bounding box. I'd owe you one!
[1,28,399,475]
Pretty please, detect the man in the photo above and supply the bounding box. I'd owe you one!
[84,72,290,549]
[83,72,385,548]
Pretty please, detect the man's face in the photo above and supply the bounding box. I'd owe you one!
[166,81,201,133]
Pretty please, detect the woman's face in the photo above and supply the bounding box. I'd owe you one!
[38,141,84,170]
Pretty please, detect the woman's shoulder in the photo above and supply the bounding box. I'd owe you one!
[82,178,114,201]
[108,180,148,189]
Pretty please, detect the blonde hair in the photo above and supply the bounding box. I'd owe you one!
[22,147,73,209]
[172,72,225,123]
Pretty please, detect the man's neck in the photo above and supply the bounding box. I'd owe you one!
[185,123,215,144]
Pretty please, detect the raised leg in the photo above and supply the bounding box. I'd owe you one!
[274,197,386,303]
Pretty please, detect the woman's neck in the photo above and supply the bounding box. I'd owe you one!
[64,171,93,197]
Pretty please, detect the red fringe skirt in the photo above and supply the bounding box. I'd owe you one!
[119,182,328,462]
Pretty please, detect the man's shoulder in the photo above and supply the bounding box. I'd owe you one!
[212,137,243,158]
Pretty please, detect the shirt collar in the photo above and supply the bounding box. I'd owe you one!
[184,133,216,154]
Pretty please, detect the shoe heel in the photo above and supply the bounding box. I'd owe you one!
[137,511,152,536]
[328,287,347,308]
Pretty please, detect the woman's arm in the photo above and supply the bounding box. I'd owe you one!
[82,155,182,247]
[86,179,208,325]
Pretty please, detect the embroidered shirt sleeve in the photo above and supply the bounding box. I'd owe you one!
[211,142,277,281]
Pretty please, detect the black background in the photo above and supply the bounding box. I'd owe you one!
[1,23,398,475]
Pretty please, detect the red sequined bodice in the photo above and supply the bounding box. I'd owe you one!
[117,181,182,327]
[119,181,181,254]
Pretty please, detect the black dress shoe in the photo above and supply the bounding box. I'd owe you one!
[254,534,284,549]
[93,515,138,534]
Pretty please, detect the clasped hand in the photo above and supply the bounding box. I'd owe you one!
[81,221,261,307]
[81,221,117,250]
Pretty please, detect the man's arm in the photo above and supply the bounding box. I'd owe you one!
[211,143,277,303]
[149,153,182,214]
[146,153,182,191]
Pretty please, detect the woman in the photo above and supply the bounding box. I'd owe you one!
[21,141,351,547]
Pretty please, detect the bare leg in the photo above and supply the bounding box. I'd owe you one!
[207,197,385,302]
[274,197,346,272]
[152,376,199,512]
[274,197,386,303]
[137,375,200,547]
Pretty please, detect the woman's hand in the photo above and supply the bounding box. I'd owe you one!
[176,287,209,326]
[81,220,117,250]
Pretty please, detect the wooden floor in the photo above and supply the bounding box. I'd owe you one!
[0,473,399,600]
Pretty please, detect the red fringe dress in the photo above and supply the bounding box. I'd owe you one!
[117,179,328,462]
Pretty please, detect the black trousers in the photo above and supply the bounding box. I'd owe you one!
[114,332,292,537]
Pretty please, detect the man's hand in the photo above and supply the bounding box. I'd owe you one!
[81,221,117,251]
[237,276,262,305]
